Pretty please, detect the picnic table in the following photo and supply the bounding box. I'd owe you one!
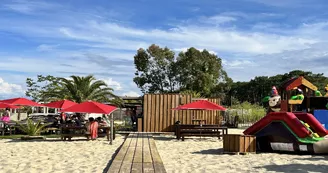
[176,124,228,141]
[0,121,16,136]
[60,126,111,141]
[191,119,206,125]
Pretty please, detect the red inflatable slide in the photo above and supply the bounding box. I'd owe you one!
[293,112,328,137]
[243,112,311,138]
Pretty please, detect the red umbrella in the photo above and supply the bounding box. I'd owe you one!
[173,100,226,111]
[0,102,20,109]
[62,100,117,145]
[43,99,77,109]
[0,97,43,107]
[61,100,117,114]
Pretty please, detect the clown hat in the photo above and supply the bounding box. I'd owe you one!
[271,86,279,96]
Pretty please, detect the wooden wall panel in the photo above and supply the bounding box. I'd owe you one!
[142,94,222,132]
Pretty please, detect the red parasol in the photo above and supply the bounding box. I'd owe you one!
[172,100,226,111]
[43,99,77,109]
[0,102,20,109]
[61,100,117,114]
[0,97,43,107]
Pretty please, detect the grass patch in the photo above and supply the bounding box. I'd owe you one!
[0,134,61,139]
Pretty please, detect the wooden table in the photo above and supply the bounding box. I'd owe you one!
[176,124,228,141]
[192,119,206,125]
[108,133,166,173]
[60,126,111,141]
[194,126,228,135]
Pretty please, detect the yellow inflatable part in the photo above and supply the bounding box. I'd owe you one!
[304,123,310,128]
[313,133,320,138]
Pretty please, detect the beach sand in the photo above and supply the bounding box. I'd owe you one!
[0,135,125,173]
[155,129,328,173]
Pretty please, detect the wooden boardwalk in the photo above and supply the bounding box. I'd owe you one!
[108,133,167,173]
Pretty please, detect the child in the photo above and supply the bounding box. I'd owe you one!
[87,117,98,140]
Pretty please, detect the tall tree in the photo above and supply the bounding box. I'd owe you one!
[133,44,178,93]
[176,47,228,97]
[25,75,61,102]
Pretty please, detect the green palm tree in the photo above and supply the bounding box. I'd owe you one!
[42,75,122,105]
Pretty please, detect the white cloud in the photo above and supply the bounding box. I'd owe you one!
[102,78,122,91]
[36,44,59,51]
[2,0,61,14]
[1,0,328,83]
[121,91,140,97]
[0,77,24,96]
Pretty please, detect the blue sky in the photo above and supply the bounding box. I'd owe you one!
[1,0,328,98]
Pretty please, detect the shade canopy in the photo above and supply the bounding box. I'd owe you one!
[0,102,20,109]
[0,97,43,107]
[173,100,226,111]
[62,100,117,114]
[43,99,77,109]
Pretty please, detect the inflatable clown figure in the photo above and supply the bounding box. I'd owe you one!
[268,86,281,112]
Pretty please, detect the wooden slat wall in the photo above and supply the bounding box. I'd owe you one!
[143,94,222,132]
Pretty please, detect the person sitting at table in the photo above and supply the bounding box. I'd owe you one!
[96,117,107,126]
[86,117,98,140]
[0,108,11,123]
[60,112,66,124]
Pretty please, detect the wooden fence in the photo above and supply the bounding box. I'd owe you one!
[142,94,222,132]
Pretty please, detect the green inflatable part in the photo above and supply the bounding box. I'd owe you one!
[315,90,322,96]
[290,94,304,100]
[298,94,304,100]
[290,95,298,100]
[262,96,270,102]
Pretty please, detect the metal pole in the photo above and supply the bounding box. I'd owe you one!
[110,113,114,145]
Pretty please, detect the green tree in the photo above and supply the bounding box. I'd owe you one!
[176,47,228,97]
[179,90,202,98]
[25,75,61,102]
[133,44,178,93]
[133,44,230,97]
[231,70,328,105]
[42,75,119,103]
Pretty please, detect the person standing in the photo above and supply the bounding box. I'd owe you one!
[0,108,11,123]
[87,117,99,140]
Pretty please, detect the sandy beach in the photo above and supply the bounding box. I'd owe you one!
[155,129,328,173]
[0,135,125,173]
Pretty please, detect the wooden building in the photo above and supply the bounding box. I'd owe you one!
[140,94,222,132]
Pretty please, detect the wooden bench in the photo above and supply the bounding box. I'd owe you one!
[176,124,228,141]
[60,126,111,141]
[0,122,16,136]
[108,133,167,173]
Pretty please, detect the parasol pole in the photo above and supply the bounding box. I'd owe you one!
[110,112,114,145]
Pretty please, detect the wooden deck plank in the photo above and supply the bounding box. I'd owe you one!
[143,136,152,163]
[131,163,143,173]
[119,134,137,173]
[149,138,163,163]
[133,147,143,163]
[109,133,166,173]
[107,160,122,173]
[119,162,133,173]
[143,163,155,173]
[153,163,166,173]
[108,134,133,173]
[144,134,155,172]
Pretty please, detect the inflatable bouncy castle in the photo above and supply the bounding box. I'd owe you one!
[244,76,328,154]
